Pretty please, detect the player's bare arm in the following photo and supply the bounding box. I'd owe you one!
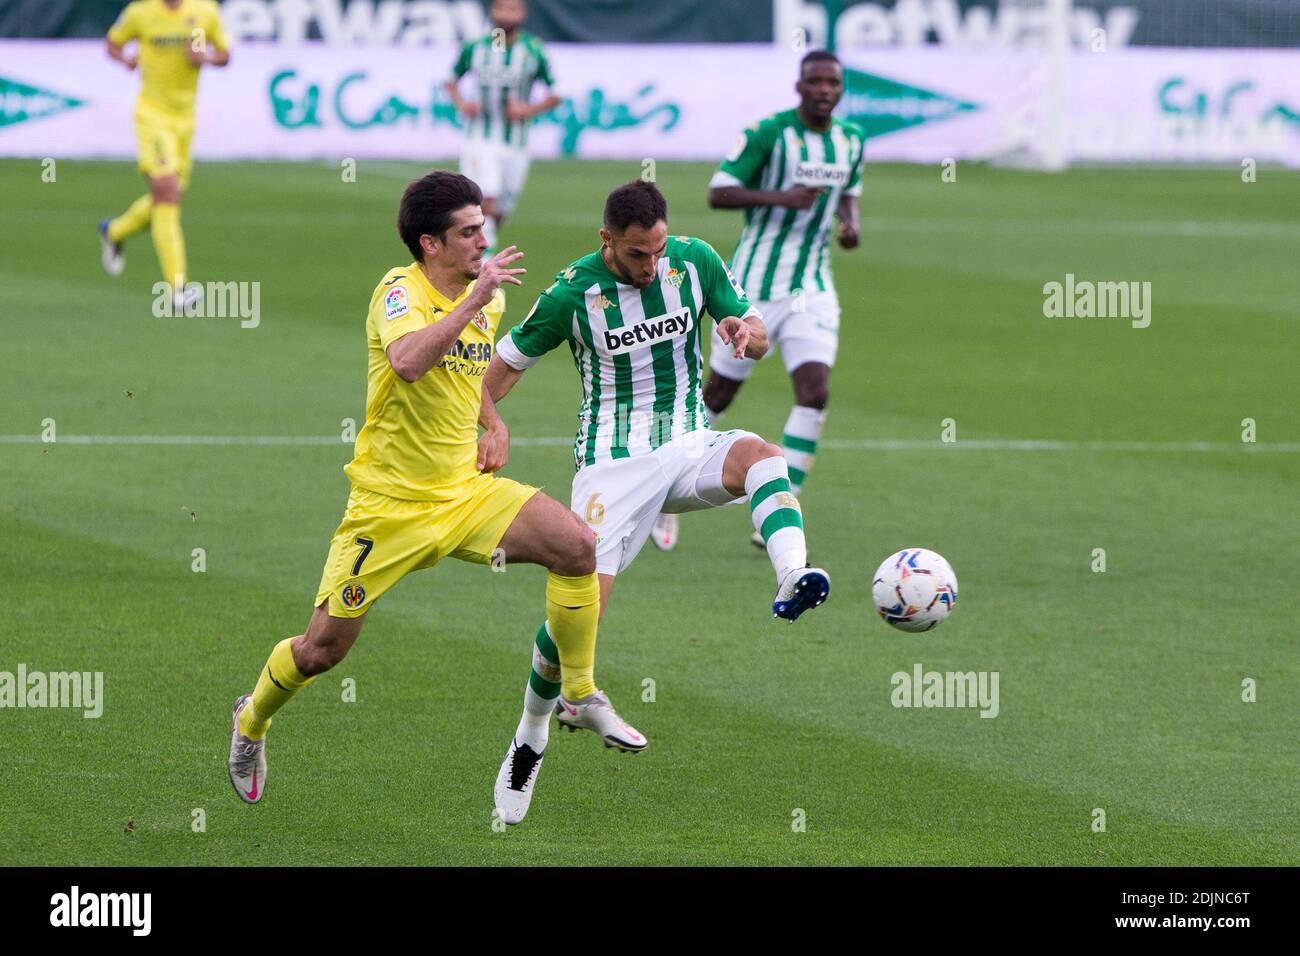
[484,353,526,403]
[444,79,482,118]
[106,40,137,69]
[716,314,769,360]
[836,192,860,249]
[186,40,230,67]
[506,92,563,122]
[708,184,823,210]
[386,246,525,382]
[476,385,510,473]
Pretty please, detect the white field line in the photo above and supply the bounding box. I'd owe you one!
[1,435,1296,452]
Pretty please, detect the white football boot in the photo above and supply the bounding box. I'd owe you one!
[98,220,124,276]
[228,694,267,804]
[554,689,647,752]
[493,738,545,825]
[650,513,678,551]
[773,566,831,622]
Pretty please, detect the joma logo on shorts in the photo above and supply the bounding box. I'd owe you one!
[601,308,692,354]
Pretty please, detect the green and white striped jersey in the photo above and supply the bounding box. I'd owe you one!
[497,236,756,471]
[452,31,554,148]
[710,109,866,301]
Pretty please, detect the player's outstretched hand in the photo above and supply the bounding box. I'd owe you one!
[475,246,526,298]
[716,316,751,359]
[780,185,824,210]
[477,422,510,473]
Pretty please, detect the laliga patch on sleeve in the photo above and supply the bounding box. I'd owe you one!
[384,286,410,321]
[724,133,747,163]
[725,265,745,298]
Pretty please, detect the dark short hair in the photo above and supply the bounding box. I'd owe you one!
[603,180,668,233]
[397,170,483,262]
[800,49,841,77]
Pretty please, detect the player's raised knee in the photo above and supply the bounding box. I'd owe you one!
[795,383,830,409]
[553,515,596,576]
[737,436,784,464]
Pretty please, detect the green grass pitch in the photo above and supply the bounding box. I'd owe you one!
[0,157,1296,865]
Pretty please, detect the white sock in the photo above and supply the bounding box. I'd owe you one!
[782,405,826,495]
[515,622,558,752]
[482,215,499,253]
[704,404,723,427]
[745,455,807,582]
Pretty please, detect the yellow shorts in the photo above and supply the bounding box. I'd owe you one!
[135,111,195,188]
[314,475,539,618]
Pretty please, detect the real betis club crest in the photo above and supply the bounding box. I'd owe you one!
[0,75,84,129]
[840,67,977,139]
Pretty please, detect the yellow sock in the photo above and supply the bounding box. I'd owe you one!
[108,193,152,243]
[239,638,316,740]
[546,572,600,700]
[150,202,187,290]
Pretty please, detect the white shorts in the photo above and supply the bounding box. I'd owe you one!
[709,289,840,381]
[459,138,531,216]
[572,428,757,576]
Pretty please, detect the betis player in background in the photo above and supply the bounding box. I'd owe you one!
[652,50,864,552]
[444,0,560,253]
[227,172,607,826]
[100,0,230,309]
[483,180,831,823]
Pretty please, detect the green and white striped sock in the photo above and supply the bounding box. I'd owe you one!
[746,456,807,582]
[516,622,560,751]
[782,405,826,495]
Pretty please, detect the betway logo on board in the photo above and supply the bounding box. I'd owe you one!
[776,0,1139,48]
[0,76,83,129]
[841,67,977,139]
[221,0,489,43]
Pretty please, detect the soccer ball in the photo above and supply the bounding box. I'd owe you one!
[871,548,959,632]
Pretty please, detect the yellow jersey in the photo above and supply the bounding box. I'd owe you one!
[107,0,230,120]
[344,264,506,501]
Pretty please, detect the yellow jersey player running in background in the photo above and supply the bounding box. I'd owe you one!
[227,171,625,827]
[100,0,230,310]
